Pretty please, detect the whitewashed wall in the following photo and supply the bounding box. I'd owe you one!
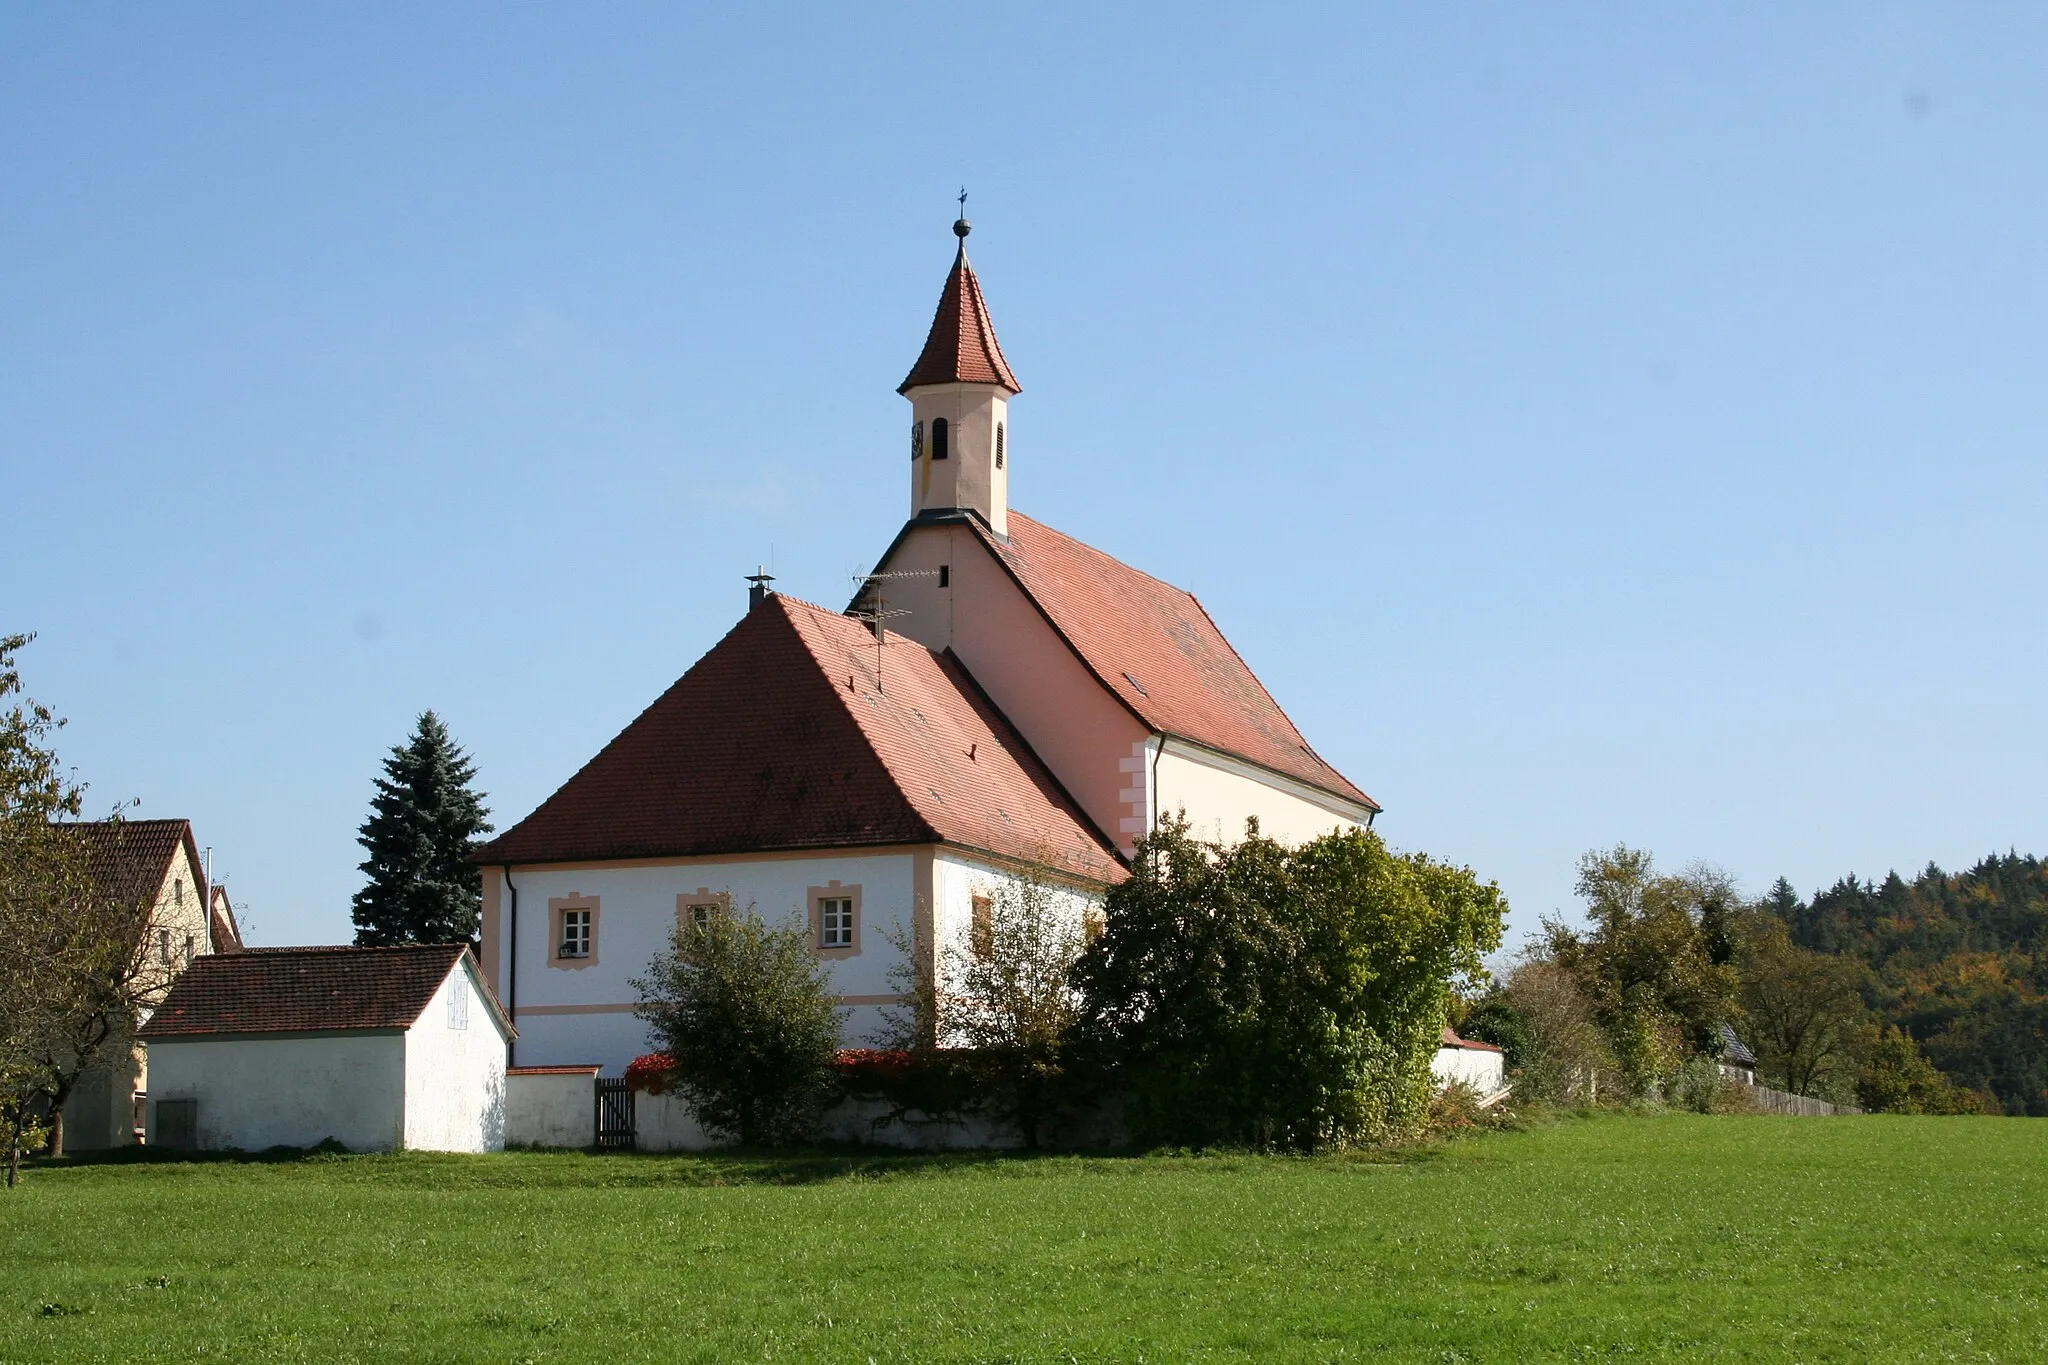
[1151,740,1369,849]
[402,960,510,1153]
[1431,1045,1507,1095]
[505,1069,598,1147]
[145,1034,404,1152]
[493,851,920,1072]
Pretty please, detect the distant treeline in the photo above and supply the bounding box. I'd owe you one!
[1765,854,2048,1116]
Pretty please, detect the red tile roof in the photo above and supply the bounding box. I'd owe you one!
[972,512,1378,810]
[898,239,1021,395]
[476,595,1122,881]
[55,818,203,911]
[137,944,508,1038]
[1442,1027,1503,1053]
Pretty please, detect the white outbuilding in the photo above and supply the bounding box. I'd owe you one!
[137,944,513,1153]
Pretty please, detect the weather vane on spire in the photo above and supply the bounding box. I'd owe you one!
[954,187,970,240]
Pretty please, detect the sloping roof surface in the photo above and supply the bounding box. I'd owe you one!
[898,240,1021,395]
[56,818,199,909]
[137,944,501,1037]
[973,512,1377,810]
[1442,1027,1504,1053]
[476,595,1120,881]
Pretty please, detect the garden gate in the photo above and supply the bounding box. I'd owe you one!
[594,1077,636,1149]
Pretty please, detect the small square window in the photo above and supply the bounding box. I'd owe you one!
[819,898,854,949]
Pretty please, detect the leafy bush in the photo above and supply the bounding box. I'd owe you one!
[1666,1056,1725,1113]
[1072,817,1506,1152]
[631,908,844,1144]
[1857,1026,1983,1114]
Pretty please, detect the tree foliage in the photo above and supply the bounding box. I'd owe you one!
[1072,817,1505,1152]
[1856,1025,1981,1115]
[1732,912,1868,1101]
[883,869,1094,1148]
[0,634,171,1179]
[351,712,492,947]
[1541,847,1739,1098]
[1763,859,2047,1115]
[632,907,844,1145]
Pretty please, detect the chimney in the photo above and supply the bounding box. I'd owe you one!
[745,567,776,611]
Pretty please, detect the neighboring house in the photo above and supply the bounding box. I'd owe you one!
[473,222,1382,1074]
[1717,1023,1758,1086]
[137,945,512,1153]
[1433,1027,1507,1096]
[57,818,245,1151]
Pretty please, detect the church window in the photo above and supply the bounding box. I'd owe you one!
[910,420,923,462]
[560,910,591,958]
[677,890,727,935]
[820,899,853,948]
[931,418,950,460]
[995,422,1005,469]
[809,881,861,957]
[549,896,600,968]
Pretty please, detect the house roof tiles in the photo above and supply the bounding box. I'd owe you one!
[56,818,203,911]
[476,595,1121,881]
[137,944,507,1038]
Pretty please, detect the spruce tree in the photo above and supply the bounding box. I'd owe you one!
[351,711,493,946]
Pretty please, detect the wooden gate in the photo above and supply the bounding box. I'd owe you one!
[594,1078,636,1150]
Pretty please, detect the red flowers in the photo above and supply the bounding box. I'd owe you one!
[624,1052,677,1094]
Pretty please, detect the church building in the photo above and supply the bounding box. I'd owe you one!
[474,220,1380,1072]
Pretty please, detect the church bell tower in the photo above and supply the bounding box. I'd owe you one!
[900,217,1021,537]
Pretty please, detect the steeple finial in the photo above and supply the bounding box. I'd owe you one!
[955,187,970,240]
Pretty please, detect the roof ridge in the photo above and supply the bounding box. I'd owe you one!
[239,943,466,955]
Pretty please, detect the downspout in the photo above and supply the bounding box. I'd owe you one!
[1148,735,1164,842]
[503,866,519,1068]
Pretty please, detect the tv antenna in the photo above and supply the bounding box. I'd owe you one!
[848,569,939,693]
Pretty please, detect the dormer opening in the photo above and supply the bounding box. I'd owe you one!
[931,418,950,460]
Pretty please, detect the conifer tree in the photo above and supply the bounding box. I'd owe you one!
[351,712,492,947]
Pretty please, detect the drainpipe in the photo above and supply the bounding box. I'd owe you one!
[503,865,519,1068]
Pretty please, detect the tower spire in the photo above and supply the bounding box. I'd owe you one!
[900,216,1020,536]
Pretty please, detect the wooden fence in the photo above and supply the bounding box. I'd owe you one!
[1746,1084,1862,1116]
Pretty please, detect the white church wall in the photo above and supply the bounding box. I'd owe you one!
[401,959,509,1153]
[490,850,921,1072]
[879,523,1151,847]
[1152,739,1369,849]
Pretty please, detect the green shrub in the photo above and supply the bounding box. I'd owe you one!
[1072,817,1506,1152]
[632,908,844,1144]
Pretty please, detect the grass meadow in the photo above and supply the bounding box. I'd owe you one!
[2,1114,2044,1363]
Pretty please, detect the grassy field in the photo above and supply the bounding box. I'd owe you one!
[2,1114,2043,1363]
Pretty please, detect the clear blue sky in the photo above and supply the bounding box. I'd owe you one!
[5,4,2044,950]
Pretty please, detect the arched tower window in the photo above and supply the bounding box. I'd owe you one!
[995,422,1005,469]
[931,418,950,460]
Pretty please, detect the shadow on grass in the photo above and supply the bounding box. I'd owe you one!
[32,1137,1459,1188]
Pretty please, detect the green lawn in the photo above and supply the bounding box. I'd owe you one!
[2,1115,2043,1362]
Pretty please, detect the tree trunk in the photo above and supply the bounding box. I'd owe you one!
[6,1136,18,1189]
[46,1106,64,1159]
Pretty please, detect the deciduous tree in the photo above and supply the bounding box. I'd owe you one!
[632,907,844,1145]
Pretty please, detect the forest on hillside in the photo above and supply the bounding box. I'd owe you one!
[1765,854,2048,1116]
